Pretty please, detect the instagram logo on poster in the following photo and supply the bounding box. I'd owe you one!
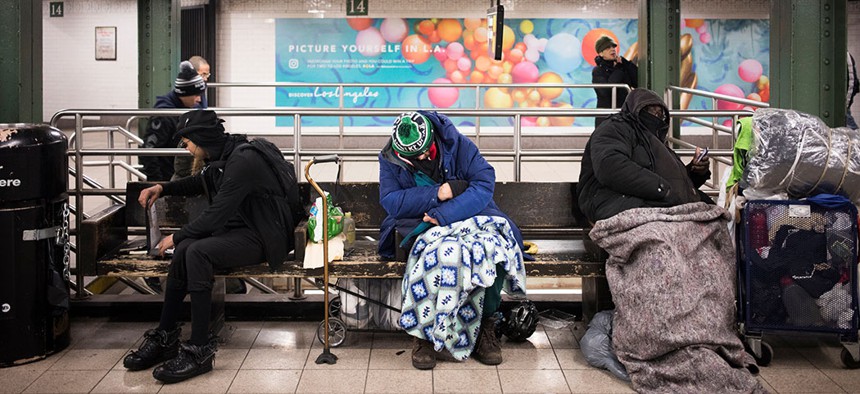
[288,59,299,69]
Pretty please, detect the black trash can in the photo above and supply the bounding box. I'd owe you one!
[0,124,71,367]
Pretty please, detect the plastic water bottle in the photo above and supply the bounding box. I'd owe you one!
[749,208,768,252]
[343,211,356,250]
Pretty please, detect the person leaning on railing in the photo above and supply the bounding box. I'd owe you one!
[592,36,638,128]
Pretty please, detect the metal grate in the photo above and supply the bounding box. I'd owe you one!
[741,200,859,333]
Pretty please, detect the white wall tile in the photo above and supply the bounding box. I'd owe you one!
[42,0,138,119]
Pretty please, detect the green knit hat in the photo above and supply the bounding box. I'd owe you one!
[391,112,434,157]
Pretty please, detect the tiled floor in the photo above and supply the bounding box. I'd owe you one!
[2,317,859,393]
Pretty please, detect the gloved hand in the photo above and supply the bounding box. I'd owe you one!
[689,155,710,174]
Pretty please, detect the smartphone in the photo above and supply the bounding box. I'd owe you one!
[694,147,709,163]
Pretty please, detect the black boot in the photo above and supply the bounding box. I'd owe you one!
[472,316,503,365]
[411,337,437,370]
[123,326,181,371]
[153,339,218,384]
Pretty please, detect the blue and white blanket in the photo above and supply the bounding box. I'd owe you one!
[399,215,526,360]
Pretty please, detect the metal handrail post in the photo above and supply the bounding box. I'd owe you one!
[611,87,617,109]
[74,113,88,299]
[108,129,116,188]
[294,114,302,178]
[514,114,522,181]
[338,84,345,150]
[475,85,481,147]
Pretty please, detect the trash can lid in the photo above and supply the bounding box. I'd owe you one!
[0,124,66,150]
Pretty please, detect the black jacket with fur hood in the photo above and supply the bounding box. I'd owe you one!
[577,89,709,223]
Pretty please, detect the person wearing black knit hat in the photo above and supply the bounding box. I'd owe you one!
[127,110,304,384]
[592,35,638,127]
[140,61,207,182]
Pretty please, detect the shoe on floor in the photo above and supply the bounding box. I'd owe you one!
[123,326,180,371]
[411,337,437,370]
[472,316,503,365]
[152,339,217,384]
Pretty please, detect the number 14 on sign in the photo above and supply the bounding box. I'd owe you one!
[346,0,367,16]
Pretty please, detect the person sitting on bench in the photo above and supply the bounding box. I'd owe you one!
[124,109,302,384]
[378,111,527,370]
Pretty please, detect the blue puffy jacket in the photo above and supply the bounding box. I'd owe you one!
[377,110,523,258]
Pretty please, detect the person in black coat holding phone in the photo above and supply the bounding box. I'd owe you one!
[578,89,712,223]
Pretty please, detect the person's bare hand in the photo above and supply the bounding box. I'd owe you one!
[437,183,453,201]
[157,234,174,257]
[690,156,710,174]
[423,213,439,226]
[139,184,163,208]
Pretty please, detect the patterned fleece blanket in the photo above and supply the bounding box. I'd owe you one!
[399,215,526,360]
[589,203,766,393]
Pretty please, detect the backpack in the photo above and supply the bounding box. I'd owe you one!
[245,138,305,226]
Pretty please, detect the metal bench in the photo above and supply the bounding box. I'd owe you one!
[78,181,611,324]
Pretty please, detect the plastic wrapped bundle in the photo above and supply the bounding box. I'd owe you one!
[743,108,860,203]
[579,310,630,381]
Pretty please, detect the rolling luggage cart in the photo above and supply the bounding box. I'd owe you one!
[314,278,403,347]
[737,199,860,368]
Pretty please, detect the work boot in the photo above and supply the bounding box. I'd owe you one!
[472,316,503,365]
[123,326,181,371]
[411,337,437,370]
[152,339,218,384]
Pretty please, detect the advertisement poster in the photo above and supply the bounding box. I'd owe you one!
[275,17,768,128]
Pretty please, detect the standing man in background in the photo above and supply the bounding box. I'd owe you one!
[189,56,211,108]
[173,56,211,180]
[592,36,638,128]
[141,61,206,182]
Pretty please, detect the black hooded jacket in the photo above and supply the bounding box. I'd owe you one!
[161,135,303,270]
[577,89,708,223]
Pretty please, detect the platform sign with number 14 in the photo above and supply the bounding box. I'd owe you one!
[346,0,367,16]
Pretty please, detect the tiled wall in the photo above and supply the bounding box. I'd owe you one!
[42,0,138,119]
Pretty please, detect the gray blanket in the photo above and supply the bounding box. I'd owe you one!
[589,203,765,393]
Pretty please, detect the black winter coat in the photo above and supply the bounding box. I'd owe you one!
[141,92,185,181]
[577,89,709,223]
[592,56,638,127]
[161,135,302,270]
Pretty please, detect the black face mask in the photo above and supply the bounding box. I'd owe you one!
[639,111,669,140]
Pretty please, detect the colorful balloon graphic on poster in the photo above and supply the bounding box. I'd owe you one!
[275,17,769,128]
[681,18,770,119]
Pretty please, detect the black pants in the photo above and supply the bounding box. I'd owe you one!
[165,226,265,292]
[160,227,265,343]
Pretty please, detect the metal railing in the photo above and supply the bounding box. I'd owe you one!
[664,85,764,189]
[206,81,631,147]
[54,82,759,297]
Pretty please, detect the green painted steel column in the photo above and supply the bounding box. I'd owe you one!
[770,0,847,127]
[0,0,42,123]
[638,0,681,100]
[639,0,680,138]
[138,0,181,110]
